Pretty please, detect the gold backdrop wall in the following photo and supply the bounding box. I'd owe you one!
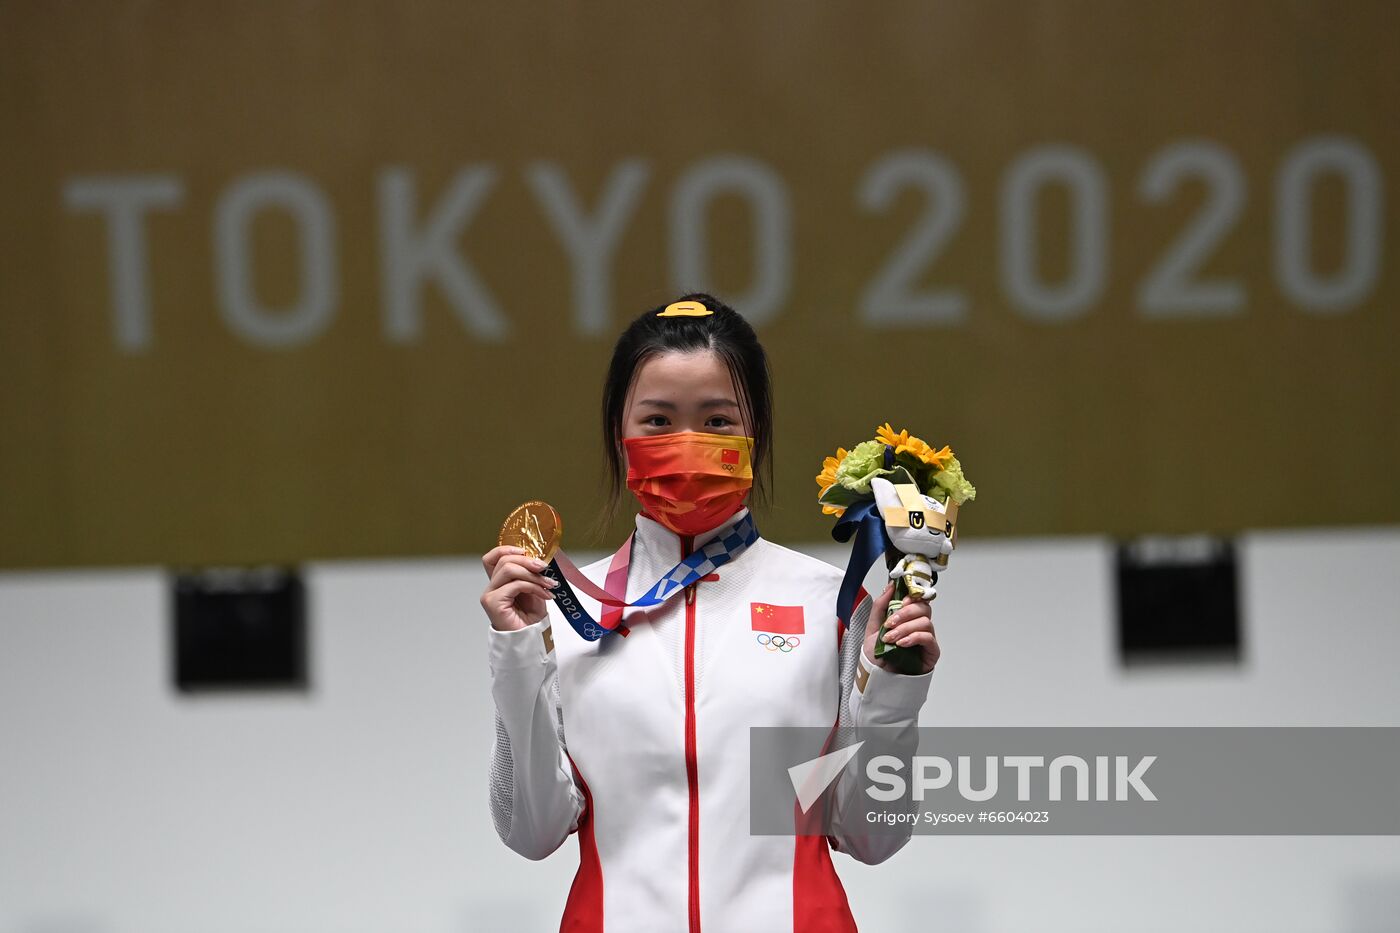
[2,2,1396,568]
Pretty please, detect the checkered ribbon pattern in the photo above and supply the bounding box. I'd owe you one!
[542,513,760,643]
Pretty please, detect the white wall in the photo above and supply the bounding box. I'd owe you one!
[2,528,1398,933]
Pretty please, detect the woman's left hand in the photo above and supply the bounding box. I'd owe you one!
[864,581,940,675]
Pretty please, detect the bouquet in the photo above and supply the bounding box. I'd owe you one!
[816,423,977,674]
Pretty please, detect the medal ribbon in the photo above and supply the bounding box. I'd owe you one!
[539,512,760,642]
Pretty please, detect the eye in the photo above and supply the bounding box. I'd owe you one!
[644,415,670,427]
[706,416,733,429]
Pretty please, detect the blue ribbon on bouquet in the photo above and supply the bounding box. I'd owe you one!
[831,499,895,630]
[539,512,761,642]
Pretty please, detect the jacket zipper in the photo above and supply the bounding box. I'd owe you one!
[681,533,701,933]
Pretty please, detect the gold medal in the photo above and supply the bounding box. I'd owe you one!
[498,500,563,564]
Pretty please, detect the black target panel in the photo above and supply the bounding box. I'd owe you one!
[172,566,308,691]
[1115,537,1242,666]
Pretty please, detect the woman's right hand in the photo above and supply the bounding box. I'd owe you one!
[480,546,559,632]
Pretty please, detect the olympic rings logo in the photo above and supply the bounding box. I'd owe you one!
[756,633,800,653]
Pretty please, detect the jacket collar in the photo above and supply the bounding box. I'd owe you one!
[631,505,754,566]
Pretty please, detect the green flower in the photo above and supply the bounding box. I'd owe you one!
[833,440,889,493]
[929,456,977,505]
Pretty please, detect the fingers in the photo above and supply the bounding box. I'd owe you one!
[881,591,932,626]
[488,552,556,592]
[882,618,936,649]
[492,574,557,602]
[887,629,937,651]
[881,601,935,647]
[482,545,531,577]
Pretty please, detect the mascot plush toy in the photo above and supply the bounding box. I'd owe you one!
[870,477,959,672]
[871,476,956,604]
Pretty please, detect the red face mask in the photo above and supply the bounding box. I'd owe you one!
[623,431,755,537]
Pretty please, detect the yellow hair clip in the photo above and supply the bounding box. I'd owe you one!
[658,301,713,318]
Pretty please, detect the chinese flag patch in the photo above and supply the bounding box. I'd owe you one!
[721,448,740,465]
[750,602,804,634]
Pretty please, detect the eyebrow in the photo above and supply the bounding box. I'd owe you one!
[637,398,739,410]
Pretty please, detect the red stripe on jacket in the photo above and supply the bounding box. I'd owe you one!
[791,601,867,932]
[560,752,603,932]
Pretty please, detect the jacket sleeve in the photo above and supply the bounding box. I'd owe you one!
[487,617,586,860]
[826,592,934,864]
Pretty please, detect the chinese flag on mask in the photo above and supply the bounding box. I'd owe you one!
[750,602,805,634]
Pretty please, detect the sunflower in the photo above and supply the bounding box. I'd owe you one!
[874,422,911,450]
[815,446,850,516]
[907,438,954,470]
[875,423,954,470]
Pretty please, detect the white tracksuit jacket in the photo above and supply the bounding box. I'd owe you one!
[487,505,934,932]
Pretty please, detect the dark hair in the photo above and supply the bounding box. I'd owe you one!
[589,292,774,543]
